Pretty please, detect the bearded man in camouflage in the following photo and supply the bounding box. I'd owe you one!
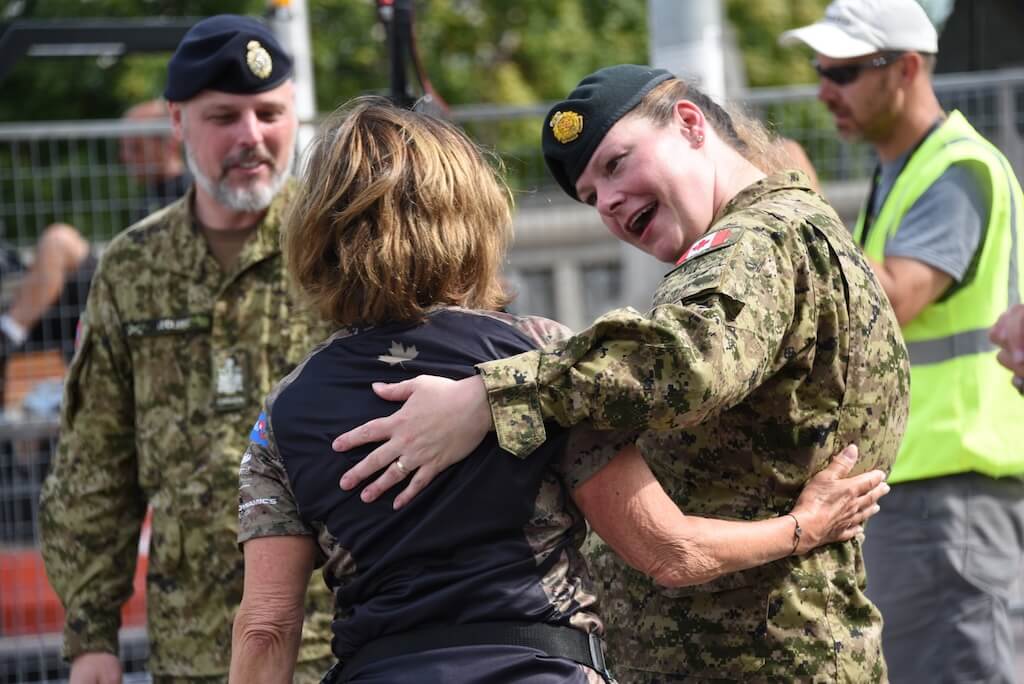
[39,15,332,684]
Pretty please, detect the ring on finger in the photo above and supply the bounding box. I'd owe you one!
[395,459,408,475]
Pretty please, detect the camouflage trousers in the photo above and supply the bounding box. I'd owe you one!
[151,656,333,684]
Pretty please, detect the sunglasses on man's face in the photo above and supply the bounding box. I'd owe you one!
[813,52,905,86]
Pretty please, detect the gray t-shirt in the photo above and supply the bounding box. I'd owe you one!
[869,152,988,284]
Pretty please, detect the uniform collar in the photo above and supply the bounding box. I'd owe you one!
[162,179,296,278]
[713,170,816,225]
[233,179,295,275]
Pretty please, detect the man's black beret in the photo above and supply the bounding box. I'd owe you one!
[164,14,293,102]
[542,64,673,201]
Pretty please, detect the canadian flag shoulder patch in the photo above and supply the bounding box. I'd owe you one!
[675,227,743,266]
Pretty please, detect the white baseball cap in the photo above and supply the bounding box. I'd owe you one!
[780,0,938,59]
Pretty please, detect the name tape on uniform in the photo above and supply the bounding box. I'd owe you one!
[123,314,212,337]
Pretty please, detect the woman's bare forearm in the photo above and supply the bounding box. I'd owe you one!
[229,536,316,684]
[576,449,797,587]
[641,515,797,587]
[229,600,304,683]
[574,444,882,588]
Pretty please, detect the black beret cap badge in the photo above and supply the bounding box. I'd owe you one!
[246,40,273,79]
[550,111,584,144]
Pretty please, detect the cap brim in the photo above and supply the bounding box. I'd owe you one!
[779,23,878,59]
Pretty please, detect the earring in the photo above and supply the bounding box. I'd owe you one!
[695,133,704,145]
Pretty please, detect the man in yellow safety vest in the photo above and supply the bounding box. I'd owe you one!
[783,1,1024,682]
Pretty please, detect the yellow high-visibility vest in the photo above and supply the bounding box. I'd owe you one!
[854,110,1024,483]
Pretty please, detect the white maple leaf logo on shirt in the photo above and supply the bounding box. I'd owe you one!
[378,341,419,366]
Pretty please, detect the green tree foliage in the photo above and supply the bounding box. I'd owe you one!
[0,0,844,237]
[306,0,648,114]
[1,0,835,116]
[1,0,648,120]
[723,0,853,182]
[725,0,830,87]
[0,1,651,202]
[0,1,256,121]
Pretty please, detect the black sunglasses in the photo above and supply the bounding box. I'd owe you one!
[813,52,905,86]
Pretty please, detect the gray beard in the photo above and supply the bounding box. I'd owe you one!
[184,144,293,213]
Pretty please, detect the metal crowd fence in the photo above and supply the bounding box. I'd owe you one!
[0,68,1022,682]
[456,67,1024,327]
[454,66,1024,184]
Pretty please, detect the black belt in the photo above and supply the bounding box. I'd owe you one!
[322,621,613,683]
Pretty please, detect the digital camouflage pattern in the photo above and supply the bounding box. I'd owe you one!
[479,171,910,682]
[39,183,334,680]
[238,309,607,675]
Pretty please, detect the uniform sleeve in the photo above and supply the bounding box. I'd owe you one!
[479,227,794,457]
[557,425,638,491]
[505,313,640,487]
[238,407,314,545]
[38,266,147,660]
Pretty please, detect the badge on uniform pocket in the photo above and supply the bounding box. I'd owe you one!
[213,350,250,412]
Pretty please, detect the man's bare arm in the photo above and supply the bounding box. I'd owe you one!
[868,256,953,326]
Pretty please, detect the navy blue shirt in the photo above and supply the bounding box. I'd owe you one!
[238,308,605,682]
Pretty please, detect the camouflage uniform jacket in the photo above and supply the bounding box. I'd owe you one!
[478,172,911,682]
[39,184,334,677]
[238,308,605,682]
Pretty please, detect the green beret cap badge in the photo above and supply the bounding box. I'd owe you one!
[246,40,273,79]
[550,111,584,144]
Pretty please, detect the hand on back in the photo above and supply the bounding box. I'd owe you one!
[333,375,493,509]
[791,445,889,554]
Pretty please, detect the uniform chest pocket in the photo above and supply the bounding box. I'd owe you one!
[125,318,210,405]
[124,315,212,482]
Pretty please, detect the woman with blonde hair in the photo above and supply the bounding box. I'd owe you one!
[333,65,910,682]
[229,94,890,683]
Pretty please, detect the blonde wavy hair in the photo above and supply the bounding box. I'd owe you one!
[284,96,512,326]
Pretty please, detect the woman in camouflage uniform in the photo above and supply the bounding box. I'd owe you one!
[229,96,889,683]
[334,66,910,682]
